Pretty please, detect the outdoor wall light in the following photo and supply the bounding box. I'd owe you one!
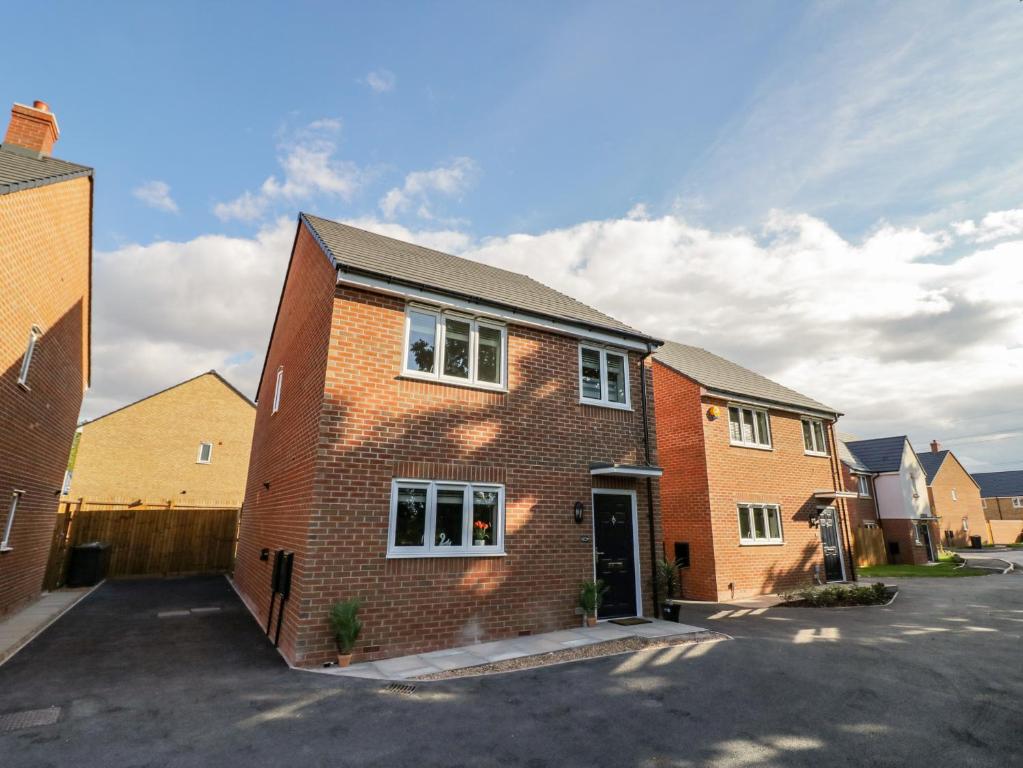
[263,481,271,490]
[808,510,822,529]
[707,405,721,420]
[574,501,585,525]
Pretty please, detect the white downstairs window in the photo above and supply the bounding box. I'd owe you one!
[388,480,505,557]
[738,503,783,544]
[728,405,771,449]
[801,418,828,456]
[578,345,631,409]
[403,307,506,389]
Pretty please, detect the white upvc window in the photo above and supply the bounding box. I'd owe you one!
[728,405,772,449]
[2,491,23,551]
[17,326,41,389]
[857,475,871,498]
[62,471,73,495]
[801,417,828,456]
[1013,496,1023,509]
[402,306,507,390]
[272,367,284,414]
[737,503,783,545]
[388,480,505,558]
[951,488,958,502]
[578,345,631,409]
[197,442,213,464]
[981,497,987,509]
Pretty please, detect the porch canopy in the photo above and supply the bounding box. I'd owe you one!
[813,489,860,500]
[589,462,664,478]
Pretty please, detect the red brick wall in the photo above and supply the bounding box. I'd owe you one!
[235,232,660,665]
[0,177,91,615]
[232,224,336,660]
[841,463,880,529]
[881,518,938,565]
[925,455,987,547]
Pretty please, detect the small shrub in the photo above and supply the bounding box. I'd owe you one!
[783,582,891,607]
[656,557,684,599]
[329,598,363,654]
[579,579,608,616]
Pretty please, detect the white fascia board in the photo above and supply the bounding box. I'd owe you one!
[590,466,664,478]
[704,388,838,420]
[336,270,652,352]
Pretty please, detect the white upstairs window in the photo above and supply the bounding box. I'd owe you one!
[857,475,871,498]
[272,367,284,414]
[17,326,41,389]
[728,405,771,449]
[402,307,507,389]
[951,488,958,501]
[197,442,213,464]
[1013,497,1022,509]
[578,345,630,409]
[801,418,828,456]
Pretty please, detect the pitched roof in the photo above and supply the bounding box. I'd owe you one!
[915,450,948,485]
[839,439,871,472]
[652,340,838,416]
[301,213,655,342]
[0,143,92,195]
[972,470,1023,499]
[843,436,909,473]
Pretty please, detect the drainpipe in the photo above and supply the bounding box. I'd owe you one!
[639,344,660,616]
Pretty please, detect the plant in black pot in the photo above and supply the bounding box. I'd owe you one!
[329,598,362,667]
[579,579,608,627]
[656,557,683,622]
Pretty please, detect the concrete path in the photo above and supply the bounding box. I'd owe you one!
[0,587,93,665]
[327,617,706,680]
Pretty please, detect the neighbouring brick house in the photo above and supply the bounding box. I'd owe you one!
[651,342,851,602]
[63,371,255,507]
[843,436,939,565]
[233,213,663,666]
[973,470,1023,544]
[835,437,886,566]
[916,440,987,548]
[0,100,93,616]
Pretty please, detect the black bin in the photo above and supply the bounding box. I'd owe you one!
[969,535,983,550]
[66,541,111,587]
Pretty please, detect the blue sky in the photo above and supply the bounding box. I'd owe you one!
[6,1,1023,470]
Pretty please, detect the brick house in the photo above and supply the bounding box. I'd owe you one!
[63,371,255,507]
[651,342,851,602]
[842,436,939,565]
[0,100,93,616]
[915,440,987,548]
[233,213,663,666]
[973,470,1023,545]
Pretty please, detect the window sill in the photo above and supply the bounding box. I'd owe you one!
[17,380,30,392]
[386,550,507,559]
[397,372,507,394]
[0,546,12,554]
[729,442,773,452]
[578,399,632,411]
[804,451,830,458]
[738,540,785,547]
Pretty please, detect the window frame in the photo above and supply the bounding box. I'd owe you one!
[17,326,41,390]
[1013,496,1023,509]
[272,367,284,414]
[727,404,772,450]
[387,479,506,558]
[197,442,213,464]
[951,488,958,502]
[401,305,508,391]
[737,502,784,545]
[801,417,829,456]
[1,491,23,551]
[577,344,632,410]
[856,475,871,498]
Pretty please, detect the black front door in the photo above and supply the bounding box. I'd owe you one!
[593,492,637,618]
[819,507,844,582]
[919,524,935,562]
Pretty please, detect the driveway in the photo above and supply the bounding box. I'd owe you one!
[1,573,1021,767]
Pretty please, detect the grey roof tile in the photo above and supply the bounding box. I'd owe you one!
[302,213,655,341]
[0,144,92,195]
[915,450,948,485]
[839,440,870,472]
[652,340,838,415]
[972,470,1023,498]
[844,436,908,473]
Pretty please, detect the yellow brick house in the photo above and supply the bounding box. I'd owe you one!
[64,371,255,507]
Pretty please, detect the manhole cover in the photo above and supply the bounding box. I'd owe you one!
[382,683,416,695]
[0,706,61,732]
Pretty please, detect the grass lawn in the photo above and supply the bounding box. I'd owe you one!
[858,562,989,578]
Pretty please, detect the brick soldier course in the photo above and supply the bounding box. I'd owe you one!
[233,214,663,666]
[0,99,93,616]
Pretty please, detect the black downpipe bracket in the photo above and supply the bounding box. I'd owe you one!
[639,344,660,617]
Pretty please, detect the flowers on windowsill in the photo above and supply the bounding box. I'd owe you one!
[473,520,491,545]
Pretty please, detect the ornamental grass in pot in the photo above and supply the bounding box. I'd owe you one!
[329,598,362,667]
[579,579,608,627]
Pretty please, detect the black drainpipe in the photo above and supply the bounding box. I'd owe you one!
[639,343,660,617]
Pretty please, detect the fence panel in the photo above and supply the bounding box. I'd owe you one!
[854,526,887,567]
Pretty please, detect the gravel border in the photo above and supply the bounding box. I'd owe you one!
[412,631,729,680]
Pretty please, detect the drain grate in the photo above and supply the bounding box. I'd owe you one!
[0,706,61,732]
[382,683,417,695]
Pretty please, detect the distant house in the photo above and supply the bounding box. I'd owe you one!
[0,99,93,616]
[843,437,938,564]
[836,437,884,563]
[916,441,987,548]
[973,470,1023,521]
[651,341,850,601]
[64,372,255,507]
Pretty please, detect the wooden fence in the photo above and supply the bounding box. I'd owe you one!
[44,501,240,589]
[853,525,887,567]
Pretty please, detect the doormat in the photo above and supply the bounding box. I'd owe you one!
[609,617,652,626]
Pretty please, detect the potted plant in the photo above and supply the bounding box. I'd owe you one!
[657,557,683,622]
[473,520,491,545]
[579,579,607,627]
[329,598,362,667]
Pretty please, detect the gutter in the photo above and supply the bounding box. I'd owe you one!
[638,343,660,616]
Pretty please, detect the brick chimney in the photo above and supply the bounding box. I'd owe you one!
[930,439,941,454]
[4,100,60,156]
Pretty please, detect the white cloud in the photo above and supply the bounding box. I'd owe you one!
[379,157,478,219]
[365,70,396,93]
[968,208,1023,243]
[214,119,361,222]
[133,180,178,213]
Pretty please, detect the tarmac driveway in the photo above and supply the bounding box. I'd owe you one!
[1,572,1022,767]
